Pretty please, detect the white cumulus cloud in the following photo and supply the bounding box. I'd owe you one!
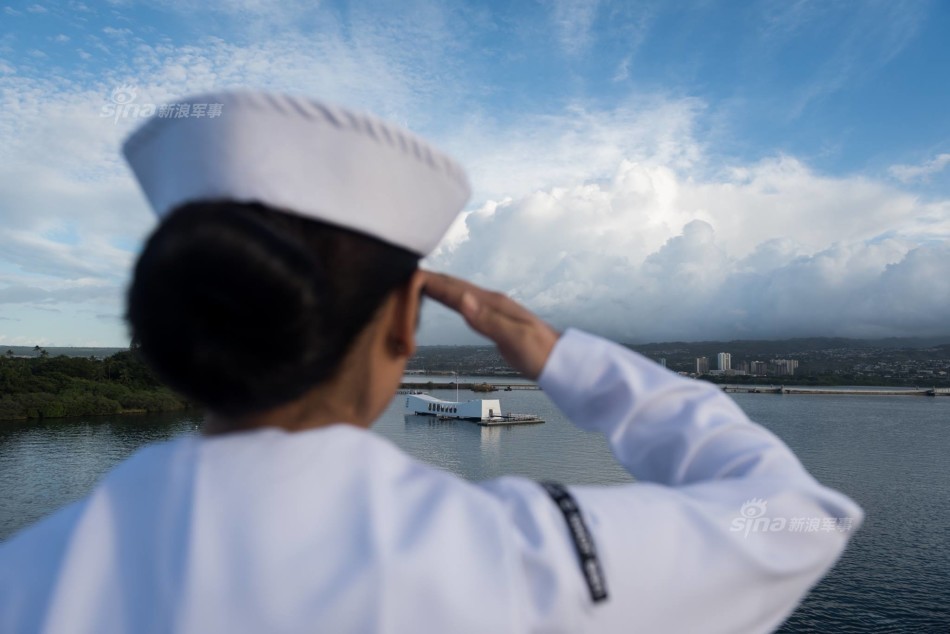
[422,158,950,343]
[1,4,948,346]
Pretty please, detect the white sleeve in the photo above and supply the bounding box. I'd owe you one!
[484,328,864,634]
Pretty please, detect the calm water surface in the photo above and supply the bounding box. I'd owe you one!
[1,391,948,632]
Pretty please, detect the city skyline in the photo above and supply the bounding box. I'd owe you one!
[1,1,948,346]
[698,352,798,378]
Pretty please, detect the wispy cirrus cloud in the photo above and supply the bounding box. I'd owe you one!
[546,0,600,57]
[748,1,929,120]
[889,154,950,184]
[0,5,475,345]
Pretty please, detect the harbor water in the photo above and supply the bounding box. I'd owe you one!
[1,390,948,631]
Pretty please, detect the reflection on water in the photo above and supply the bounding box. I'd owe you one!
[1,390,949,630]
[401,414,516,478]
[0,412,203,540]
[376,389,632,485]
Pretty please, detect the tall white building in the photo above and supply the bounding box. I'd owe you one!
[717,352,731,372]
[770,359,799,376]
[696,357,709,375]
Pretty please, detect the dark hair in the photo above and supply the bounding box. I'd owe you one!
[127,201,419,417]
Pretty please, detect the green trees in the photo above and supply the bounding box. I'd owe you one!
[0,351,191,421]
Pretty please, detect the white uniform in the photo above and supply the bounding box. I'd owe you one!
[0,329,863,633]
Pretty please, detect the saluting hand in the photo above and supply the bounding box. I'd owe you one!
[421,272,560,380]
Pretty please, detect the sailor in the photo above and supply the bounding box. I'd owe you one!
[0,91,862,633]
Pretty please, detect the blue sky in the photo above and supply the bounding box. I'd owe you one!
[0,0,948,345]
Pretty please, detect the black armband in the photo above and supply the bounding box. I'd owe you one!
[541,481,609,603]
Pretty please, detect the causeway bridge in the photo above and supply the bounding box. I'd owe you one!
[399,381,540,392]
[399,383,950,397]
[399,381,950,396]
[720,386,950,397]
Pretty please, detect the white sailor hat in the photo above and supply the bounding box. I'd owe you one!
[122,90,471,256]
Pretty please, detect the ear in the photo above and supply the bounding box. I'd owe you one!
[387,269,425,360]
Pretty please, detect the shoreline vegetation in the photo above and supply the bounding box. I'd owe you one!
[4,335,949,423]
[0,349,193,422]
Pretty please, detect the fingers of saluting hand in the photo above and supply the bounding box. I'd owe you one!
[421,271,559,379]
[421,272,530,334]
[417,271,479,319]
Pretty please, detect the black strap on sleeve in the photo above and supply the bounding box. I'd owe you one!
[540,481,609,603]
